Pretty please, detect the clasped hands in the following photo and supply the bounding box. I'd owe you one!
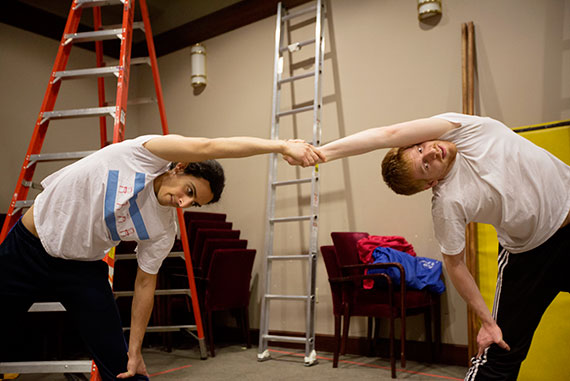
[282,139,326,167]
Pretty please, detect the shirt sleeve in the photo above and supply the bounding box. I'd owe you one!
[432,194,468,255]
[135,230,176,274]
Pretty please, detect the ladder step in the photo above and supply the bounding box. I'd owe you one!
[64,23,144,44]
[278,71,315,85]
[280,38,316,53]
[75,0,125,9]
[107,56,151,67]
[115,251,184,261]
[28,302,66,312]
[276,105,314,118]
[14,200,34,210]
[64,28,124,44]
[0,360,93,374]
[21,180,43,191]
[100,21,145,32]
[114,289,191,298]
[282,3,317,22]
[265,294,310,300]
[270,215,312,223]
[54,66,121,82]
[264,334,308,344]
[268,254,312,260]
[41,106,116,123]
[127,97,157,106]
[272,178,313,187]
[124,324,197,333]
[27,151,96,167]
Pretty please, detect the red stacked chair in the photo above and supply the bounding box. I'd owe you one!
[174,211,257,357]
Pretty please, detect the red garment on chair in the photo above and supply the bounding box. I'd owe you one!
[357,236,417,289]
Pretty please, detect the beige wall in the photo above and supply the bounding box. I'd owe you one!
[1,0,569,347]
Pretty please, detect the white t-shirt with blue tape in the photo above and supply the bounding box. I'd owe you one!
[34,135,177,274]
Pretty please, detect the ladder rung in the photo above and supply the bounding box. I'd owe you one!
[74,0,125,9]
[21,180,43,191]
[265,294,310,301]
[263,334,308,344]
[276,105,314,118]
[64,28,124,44]
[278,71,315,85]
[100,21,145,32]
[115,251,184,261]
[270,215,312,223]
[54,66,121,82]
[272,178,313,187]
[282,3,317,22]
[107,56,150,67]
[28,302,66,312]
[27,151,96,167]
[128,97,157,105]
[14,200,34,209]
[280,38,316,53]
[0,360,93,374]
[268,254,312,260]
[41,106,116,123]
[114,289,191,298]
[124,324,197,333]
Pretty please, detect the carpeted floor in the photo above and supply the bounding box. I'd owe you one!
[10,343,467,380]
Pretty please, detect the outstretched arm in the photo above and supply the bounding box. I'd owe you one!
[317,117,459,163]
[143,135,324,167]
[117,267,156,379]
[442,250,511,357]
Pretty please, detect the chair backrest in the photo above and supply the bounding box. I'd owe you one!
[205,248,256,311]
[115,240,137,254]
[331,232,369,267]
[188,220,232,249]
[192,229,241,266]
[199,238,248,275]
[320,245,343,315]
[183,211,226,227]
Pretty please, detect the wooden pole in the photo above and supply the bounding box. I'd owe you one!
[462,21,479,363]
[461,23,468,114]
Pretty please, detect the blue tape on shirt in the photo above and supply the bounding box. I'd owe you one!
[104,170,120,241]
[129,172,150,240]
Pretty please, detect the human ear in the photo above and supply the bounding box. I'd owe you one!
[175,162,189,172]
[424,179,439,190]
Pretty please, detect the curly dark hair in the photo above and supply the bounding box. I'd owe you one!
[169,160,225,204]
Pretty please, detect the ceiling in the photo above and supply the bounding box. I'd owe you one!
[3,0,314,58]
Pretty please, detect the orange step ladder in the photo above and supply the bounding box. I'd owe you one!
[0,0,207,379]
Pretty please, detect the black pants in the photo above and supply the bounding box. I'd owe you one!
[0,219,148,381]
[466,224,570,380]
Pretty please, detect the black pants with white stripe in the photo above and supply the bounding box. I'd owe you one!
[466,224,570,380]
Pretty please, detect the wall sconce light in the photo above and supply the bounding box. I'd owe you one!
[418,0,442,20]
[191,43,207,88]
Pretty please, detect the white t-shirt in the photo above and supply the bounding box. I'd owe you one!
[430,113,570,255]
[34,135,177,274]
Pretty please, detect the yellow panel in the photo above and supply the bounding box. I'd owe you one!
[476,123,570,379]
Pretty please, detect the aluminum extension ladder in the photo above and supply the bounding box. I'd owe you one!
[257,0,326,366]
[0,0,206,378]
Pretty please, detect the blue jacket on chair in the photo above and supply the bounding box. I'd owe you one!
[368,246,445,294]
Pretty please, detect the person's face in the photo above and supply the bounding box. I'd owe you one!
[404,140,457,189]
[155,164,214,208]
